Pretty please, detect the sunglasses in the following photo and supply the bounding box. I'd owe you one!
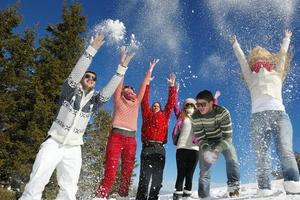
[84,74,96,81]
[185,103,195,108]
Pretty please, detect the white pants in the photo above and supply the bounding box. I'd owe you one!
[19,137,82,200]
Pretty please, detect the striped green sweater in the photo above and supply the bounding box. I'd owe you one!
[191,105,233,152]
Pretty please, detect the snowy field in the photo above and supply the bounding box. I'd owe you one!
[106,180,300,200]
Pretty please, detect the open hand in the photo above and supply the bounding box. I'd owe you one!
[229,35,237,45]
[167,72,176,87]
[90,34,105,50]
[149,59,160,73]
[120,46,136,67]
[285,30,292,39]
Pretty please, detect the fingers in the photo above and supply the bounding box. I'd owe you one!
[229,35,236,44]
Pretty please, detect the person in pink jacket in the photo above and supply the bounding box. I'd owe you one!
[94,59,160,200]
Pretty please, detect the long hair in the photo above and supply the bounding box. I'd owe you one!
[247,46,293,81]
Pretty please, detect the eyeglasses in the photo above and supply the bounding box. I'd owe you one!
[196,102,208,108]
[84,74,96,81]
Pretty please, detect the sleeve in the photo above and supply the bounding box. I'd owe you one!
[214,108,233,152]
[136,70,151,103]
[173,91,181,119]
[114,79,124,104]
[60,45,97,101]
[232,41,252,84]
[213,97,218,105]
[164,86,176,119]
[94,65,128,105]
[141,85,152,117]
[275,37,291,72]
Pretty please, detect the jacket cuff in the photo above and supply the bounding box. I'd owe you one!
[85,45,97,57]
[116,64,128,76]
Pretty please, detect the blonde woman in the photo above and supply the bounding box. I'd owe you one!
[230,30,300,196]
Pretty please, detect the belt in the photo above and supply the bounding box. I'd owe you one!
[144,140,164,145]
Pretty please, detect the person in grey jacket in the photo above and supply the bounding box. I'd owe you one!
[19,34,135,200]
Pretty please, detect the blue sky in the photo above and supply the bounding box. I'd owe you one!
[1,0,300,193]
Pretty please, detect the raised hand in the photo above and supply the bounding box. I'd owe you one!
[229,35,237,45]
[175,82,180,92]
[90,34,105,50]
[149,59,160,73]
[214,90,221,99]
[285,30,292,39]
[120,46,136,68]
[167,72,176,87]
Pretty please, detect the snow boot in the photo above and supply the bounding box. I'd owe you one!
[283,181,300,195]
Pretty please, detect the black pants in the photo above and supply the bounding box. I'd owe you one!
[136,143,166,200]
[175,149,198,192]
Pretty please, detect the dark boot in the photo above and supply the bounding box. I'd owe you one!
[173,191,183,200]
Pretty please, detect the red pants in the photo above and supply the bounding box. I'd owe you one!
[97,131,136,198]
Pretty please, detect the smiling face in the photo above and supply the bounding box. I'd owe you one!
[152,102,161,113]
[81,72,96,91]
[196,99,214,115]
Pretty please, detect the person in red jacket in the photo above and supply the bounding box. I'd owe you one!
[135,72,176,200]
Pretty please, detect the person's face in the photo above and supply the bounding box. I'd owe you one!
[81,73,96,91]
[152,103,161,113]
[122,87,135,95]
[196,99,213,115]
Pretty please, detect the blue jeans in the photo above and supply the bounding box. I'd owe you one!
[250,111,299,189]
[198,143,240,198]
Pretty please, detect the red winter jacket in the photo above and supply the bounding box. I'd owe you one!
[141,85,176,144]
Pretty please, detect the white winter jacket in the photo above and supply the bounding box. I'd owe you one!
[48,46,127,145]
[232,37,290,107]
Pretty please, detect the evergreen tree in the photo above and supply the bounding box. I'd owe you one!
[0,3,36,194]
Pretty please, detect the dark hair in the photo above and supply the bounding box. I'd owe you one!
[196,90,214,102]
[152,101,162,109]
[85,70,97,80]
[123,85,135,91]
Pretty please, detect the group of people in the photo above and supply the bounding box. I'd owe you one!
[19,29,300,200]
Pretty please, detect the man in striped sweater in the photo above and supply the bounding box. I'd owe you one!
[191,90,240,198]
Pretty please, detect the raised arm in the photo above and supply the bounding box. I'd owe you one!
[68,34,105,87]
[213,90,221,105]
[141,85,152,116]
[97,46,135,103]
[230,35,252,83]
[275,30,292,73]
[173,82,181,119]
[164,73,177,119]
[136,59,159,103]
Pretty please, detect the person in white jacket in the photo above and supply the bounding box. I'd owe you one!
[19,34,135,200]
[230,30,300,196]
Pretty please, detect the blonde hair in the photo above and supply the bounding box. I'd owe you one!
[247,46,292,81]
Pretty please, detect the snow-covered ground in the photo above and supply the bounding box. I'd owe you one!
[107,180,300,200]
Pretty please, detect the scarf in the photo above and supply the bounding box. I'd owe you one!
[251,60,273,73]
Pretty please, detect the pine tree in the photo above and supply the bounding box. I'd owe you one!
[0,3,36,194]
